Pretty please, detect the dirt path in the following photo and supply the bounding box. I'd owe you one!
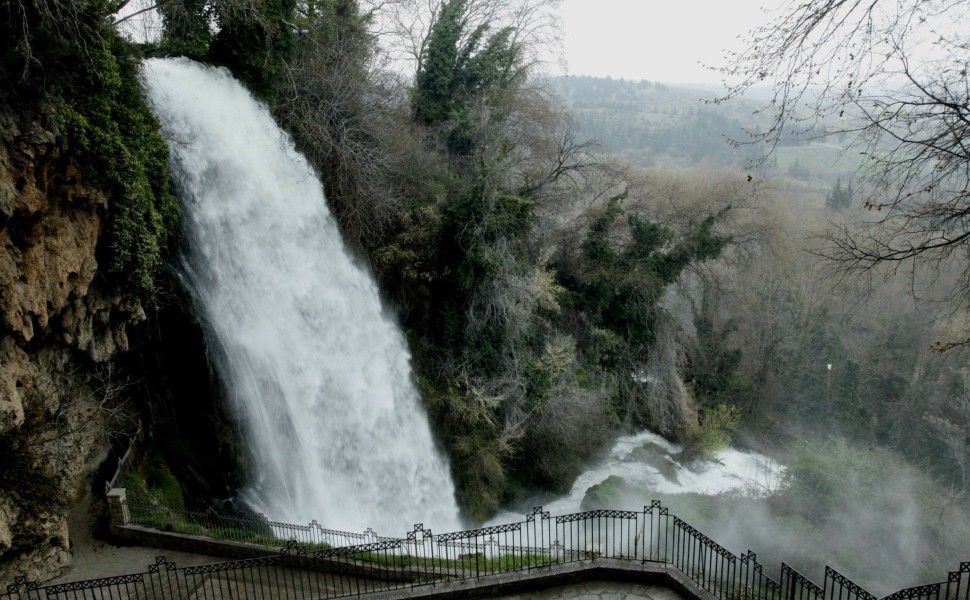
[51,490,232,585]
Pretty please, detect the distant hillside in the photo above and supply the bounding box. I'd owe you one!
[548,75,858,183]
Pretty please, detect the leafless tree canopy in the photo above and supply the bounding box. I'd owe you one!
[721,0,970,329]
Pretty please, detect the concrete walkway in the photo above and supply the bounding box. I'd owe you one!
[498,581,686,600]
[50,490,235,585]
[48,494,707,600]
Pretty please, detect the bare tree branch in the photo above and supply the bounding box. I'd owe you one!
[723,0,970,335]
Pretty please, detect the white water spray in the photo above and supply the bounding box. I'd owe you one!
[552,431,782,512]
[141,58,460,534]
[492,430,783,523]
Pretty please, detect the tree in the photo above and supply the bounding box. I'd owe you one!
[411,0,530,154]
[157,0,212,59]
[207,0,296,99]
[922,368,970,489]
[722,0,970,340]
[377,0,610,515]
[572,194,729,349]
[411,0,469,126]
[1,0,110,89]
[273,0,410,251]
[553,193,730,434]
[825,177,852,211]
[381,0,561,76]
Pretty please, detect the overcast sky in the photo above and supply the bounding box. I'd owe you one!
[559,0,776,84]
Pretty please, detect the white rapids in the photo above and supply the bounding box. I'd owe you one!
[141,57,460,535]
[493,430,783,522]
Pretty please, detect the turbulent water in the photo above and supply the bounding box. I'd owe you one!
[558,431,781,508]
[492,431,782,523]
[141,58,460,534]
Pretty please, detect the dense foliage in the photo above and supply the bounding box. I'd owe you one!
[1,0,179,297]
[54,41,180,295]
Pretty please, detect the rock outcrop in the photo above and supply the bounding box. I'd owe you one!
[0,112,139,585]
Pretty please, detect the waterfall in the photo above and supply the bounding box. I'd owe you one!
[141,57,460,534]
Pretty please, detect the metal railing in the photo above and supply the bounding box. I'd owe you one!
[3,502,968,600]
[124,497,389,550]
[103,430,140,495]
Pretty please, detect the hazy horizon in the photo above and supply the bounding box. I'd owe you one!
[560,0,776,84]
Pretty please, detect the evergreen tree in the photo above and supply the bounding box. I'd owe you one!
[158,0,212,59]
[208,0,297,100]
[825,177,853,211]
[412,0,523,154]
[412,0,467,127]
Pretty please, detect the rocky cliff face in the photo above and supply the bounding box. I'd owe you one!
[0,112,140,585]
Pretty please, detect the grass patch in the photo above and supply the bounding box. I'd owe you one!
[335,550,557,572]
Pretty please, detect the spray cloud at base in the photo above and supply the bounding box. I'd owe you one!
[534,428,968,596]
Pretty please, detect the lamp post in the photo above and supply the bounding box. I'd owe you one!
[826,363,832,402]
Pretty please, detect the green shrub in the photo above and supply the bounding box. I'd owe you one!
[126,453,185,510]
[682,404,741,462]
[53,34,178,297]
[209,528,279,546]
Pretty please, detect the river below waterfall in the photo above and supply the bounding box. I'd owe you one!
[492,430,782,523]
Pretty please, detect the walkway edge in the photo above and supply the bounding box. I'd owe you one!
[375,559,717,600]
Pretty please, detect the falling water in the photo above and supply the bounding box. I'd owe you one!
[141,57,460,534]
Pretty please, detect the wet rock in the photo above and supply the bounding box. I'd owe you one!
[581,475,639,511]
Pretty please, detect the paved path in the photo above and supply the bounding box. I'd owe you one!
[49,495,698,600]
[50,491,232,585]
[499,581,686,600]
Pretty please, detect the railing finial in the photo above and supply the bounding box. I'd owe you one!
[526,506,550,521]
